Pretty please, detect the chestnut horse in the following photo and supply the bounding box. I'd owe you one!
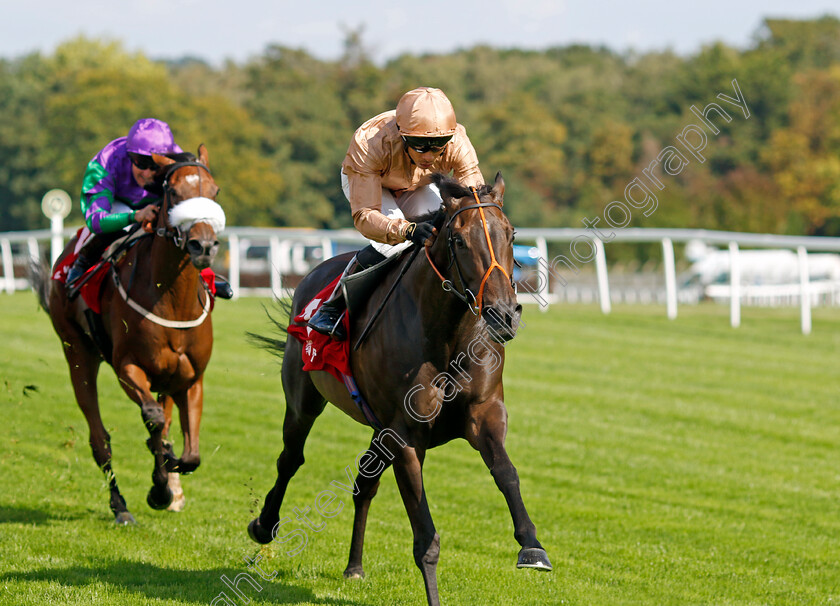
[248,173,551,606]
[31,146,223,524]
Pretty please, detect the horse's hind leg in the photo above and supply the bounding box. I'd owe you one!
[62,334,134,524]
[468,401,552,571]
[248,364,326,544]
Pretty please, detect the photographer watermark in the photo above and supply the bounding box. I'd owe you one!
[210,429,407,605]
[521,78,750,303]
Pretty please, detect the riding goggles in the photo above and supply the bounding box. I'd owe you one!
[402,135,452,153]
[129,152,158,171]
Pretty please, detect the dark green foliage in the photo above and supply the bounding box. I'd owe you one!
[1,17,839,238]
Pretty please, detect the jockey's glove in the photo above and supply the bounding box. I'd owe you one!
[404,221,437,247]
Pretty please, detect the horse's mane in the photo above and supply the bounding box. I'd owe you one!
[408,173,496,226]
[430,172,493,201]
[166,151,197,163]
[410,207,445,225]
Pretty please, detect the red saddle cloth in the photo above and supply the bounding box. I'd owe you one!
[52,239,110,314]
[53,228,217,314]
[286,275,351,382]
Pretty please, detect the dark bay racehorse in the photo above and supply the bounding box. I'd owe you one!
[248,173,551,606]
[31,146,222,524]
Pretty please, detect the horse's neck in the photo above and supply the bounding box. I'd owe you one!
[144,236,199,302]
[409,256,481,350]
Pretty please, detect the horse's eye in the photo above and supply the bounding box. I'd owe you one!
[454,235,467,249]
[510,230,516,244]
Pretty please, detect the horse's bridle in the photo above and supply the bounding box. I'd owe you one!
[114,160,218,328]
[153,161,215,249]
[425,187,516,315]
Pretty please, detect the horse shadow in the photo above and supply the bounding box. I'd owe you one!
[0,504,85,526]
[0,559,375,605]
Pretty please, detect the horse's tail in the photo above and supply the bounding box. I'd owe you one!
[246,298,293,361]
[28,257,52,313]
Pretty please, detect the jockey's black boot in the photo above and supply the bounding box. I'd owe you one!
[214,278,234,300]
[66,253,93,288]
[307,246,386,341]
[66,232,120,301]
[307,297,347,341]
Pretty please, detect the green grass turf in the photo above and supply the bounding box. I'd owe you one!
[0,291,838,605]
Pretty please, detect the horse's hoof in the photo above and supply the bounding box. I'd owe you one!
[248,518,274,545]
[343,566,365,579]
[114,511,136,525]
[146,485,173,510]
[517,547,552,571]
[167,492,186,512]
[166,473,186,512]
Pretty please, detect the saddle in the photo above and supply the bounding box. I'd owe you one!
[341,253,402,320]
[286,252,405,430]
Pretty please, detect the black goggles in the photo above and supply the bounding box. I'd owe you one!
[402,136,452,153]
[128,152,158,171]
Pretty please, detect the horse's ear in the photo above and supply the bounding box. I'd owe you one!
[198,144,209,168]
[491,171,505,206]
[152,153,175,168]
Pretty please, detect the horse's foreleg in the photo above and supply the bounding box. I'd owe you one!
[162,393,175,437]
[118,363,172,510]
[119,363,166,432]
[157,394,179,471]
[393,443,440,606]
[469,402,552,571]
[161,379,203,513]
[344,436,393,579]
[176,378,203,472]
[64,341,134,524]
[159,394,185,512]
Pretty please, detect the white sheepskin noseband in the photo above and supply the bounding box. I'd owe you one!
[168,197,226,233]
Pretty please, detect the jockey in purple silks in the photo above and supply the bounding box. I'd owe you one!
[66,118,232,299]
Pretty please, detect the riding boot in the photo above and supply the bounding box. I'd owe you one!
[66,233,118,299]
[214,278,234,300]
[307,262,355,341]
[306,245,386,341]
[66,252,95,288]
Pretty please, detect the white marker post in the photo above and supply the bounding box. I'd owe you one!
[41,189,72,266]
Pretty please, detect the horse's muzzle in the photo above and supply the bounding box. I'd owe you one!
[482,303,522,343]
[186,237,219,270]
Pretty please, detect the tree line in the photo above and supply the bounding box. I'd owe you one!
[1,16,839,237]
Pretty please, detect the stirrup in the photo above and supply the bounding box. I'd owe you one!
[66,282,82,301]
[327,310,347,341]
[66,268,88,301]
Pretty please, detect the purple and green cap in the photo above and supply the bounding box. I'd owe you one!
[126,118,177,156]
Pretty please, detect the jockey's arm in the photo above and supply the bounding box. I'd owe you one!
[345,169,411,245]
[80,158,134,234]
[81,159,157,234]
[352,208,410,245]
